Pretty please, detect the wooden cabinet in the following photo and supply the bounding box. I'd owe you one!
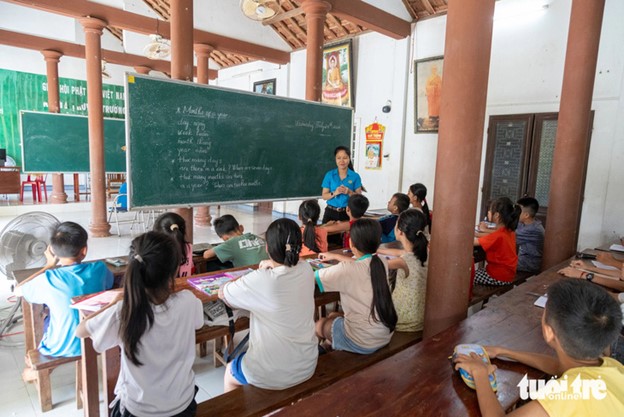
[0,167,20,195]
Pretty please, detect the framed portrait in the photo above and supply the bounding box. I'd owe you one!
[253,78,276,95]
[321,40,354,107]
[414,56,444,133]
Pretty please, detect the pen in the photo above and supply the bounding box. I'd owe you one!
[526,291,542,297]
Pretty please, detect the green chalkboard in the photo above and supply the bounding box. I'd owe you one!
[20,111,126,173]
[126,74,353,209]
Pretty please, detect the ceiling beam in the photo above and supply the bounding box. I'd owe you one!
[0,29,218,79]
[329,0,411,39]
[262,7,305,26]
[4,0,290,64]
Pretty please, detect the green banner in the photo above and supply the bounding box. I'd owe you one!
[0,68,124,169]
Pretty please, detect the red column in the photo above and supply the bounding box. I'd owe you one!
[193,43,214,227]
[301,0,331,101]
[170,0,194,242]
[423,0,496,338]
[41,49,68,204]
[80,17,111,237]
[542,0,606,268]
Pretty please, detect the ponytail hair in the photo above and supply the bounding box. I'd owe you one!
[153,212,189,267]
[350,219,398,332]
[266,218,301,267]
[299,199,321,253]
[120,232,181,366]
[409,183,432,230]
[396,209,428,266]
[489,197,521,231]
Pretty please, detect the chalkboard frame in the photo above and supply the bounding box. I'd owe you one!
[125,73,354,210]
[19,110,126,173]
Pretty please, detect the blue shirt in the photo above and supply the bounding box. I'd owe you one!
[21,261,114,357]
[321,168,362,209]
[379,214,398,243]
[516,220,545,273]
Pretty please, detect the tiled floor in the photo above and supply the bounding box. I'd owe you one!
[0,197,281,416]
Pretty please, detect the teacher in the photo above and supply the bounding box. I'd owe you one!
[321,146,363,224]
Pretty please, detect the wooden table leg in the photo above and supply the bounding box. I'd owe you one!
[102,347,120,417]
[81,337,100,417]
[74,173,80,201]
[21,298,35,353]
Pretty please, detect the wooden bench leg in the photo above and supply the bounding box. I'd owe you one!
[213,335,232,368]
[76,360,83,410]
[35,368,53,412]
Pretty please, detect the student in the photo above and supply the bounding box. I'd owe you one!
[299,199,328,256]
[153,212,194,277]
[515,197,545,273]
[378,209,428,332]
[378,192,410,243]
[316,219,397,354]
[342,194,370,249]
[558,261,624,292]
[321,193,370,249]
[454,279,624,416]
[219,219,318,391]
[473,197,521,286]
[77,232,204,417]
[407,183,432,230]
[203,214,268,267]
[15,221,113,358]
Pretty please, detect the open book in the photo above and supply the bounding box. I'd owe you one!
[187,269,252,296]
[70,290,120,312]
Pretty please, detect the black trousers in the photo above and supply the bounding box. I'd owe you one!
[322,206,349,224]
[111,387,198,417]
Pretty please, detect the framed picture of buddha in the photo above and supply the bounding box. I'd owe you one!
[414,56,444,133]
[321,40,354,108]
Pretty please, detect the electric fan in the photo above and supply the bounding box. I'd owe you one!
[0,212,60,336]
[240,0,280,21]
[143,34,171,60]
[0,212,60,280]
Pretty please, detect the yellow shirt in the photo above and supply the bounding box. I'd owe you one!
[538,357,624,416]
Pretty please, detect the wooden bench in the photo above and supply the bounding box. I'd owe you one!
[26,350,82,412]
[469,270,536,306]
[195,330,422,417]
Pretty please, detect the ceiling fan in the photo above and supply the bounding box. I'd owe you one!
[240,0,280,21]
[143,34,171,60]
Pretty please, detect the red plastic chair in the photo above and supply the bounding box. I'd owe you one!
[20,174,47,202]
[35,174,48,202]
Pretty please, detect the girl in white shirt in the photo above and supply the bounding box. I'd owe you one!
[76,232,204,417]
[219,218,318,392]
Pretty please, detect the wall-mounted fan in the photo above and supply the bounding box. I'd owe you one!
[241,0,280,21]
[143,34,171,60]
[0,212,60,336]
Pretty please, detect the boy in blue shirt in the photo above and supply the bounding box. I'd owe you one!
[15,222,114,358]
[516,197,545,273]
[379,193,410,243]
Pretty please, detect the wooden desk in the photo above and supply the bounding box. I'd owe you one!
[80,264,340,417]
[14,261,126,355]
[272,261,568,416]
[0,166,21,195]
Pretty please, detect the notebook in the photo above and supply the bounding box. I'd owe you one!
[187,269,252,296]
[70,290,120,312]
